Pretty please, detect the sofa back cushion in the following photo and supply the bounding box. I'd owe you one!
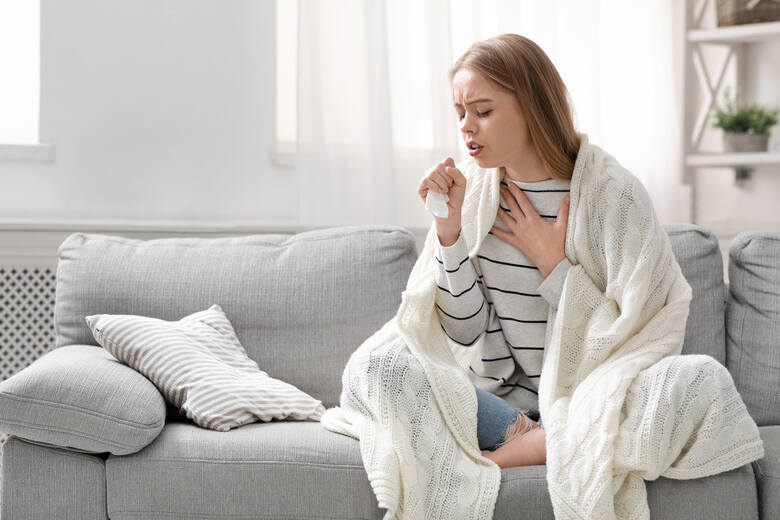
[54,225,418,409]
[725,231,780,426]
[53,223,727,411]
[663,224,727,363]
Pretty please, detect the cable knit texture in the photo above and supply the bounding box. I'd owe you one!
[319,132,765,519]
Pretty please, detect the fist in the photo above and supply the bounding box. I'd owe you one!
[416,157,467,222]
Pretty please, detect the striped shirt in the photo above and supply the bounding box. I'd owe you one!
[434,176,573,418]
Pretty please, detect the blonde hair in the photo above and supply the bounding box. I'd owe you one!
[449,33,580,181]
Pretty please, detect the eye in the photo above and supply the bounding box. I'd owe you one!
[457,110,491,122]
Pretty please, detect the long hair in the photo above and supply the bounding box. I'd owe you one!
[449,33,580,181]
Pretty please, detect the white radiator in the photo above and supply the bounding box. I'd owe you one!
[0,265,58,494]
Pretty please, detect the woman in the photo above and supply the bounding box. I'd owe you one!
[320,30,761,517]
[417,33,581,468]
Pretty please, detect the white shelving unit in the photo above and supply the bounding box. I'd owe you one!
[682,0,780,224]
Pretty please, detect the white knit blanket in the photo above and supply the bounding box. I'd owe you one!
[320,133,765,519]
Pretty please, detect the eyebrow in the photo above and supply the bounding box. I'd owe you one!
[453,98,493,108]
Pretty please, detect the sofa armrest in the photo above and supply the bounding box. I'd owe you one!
[0,344,166,455]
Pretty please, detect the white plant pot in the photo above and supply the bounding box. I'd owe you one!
[723,131,769,153]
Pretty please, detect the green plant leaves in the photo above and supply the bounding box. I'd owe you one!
[710,86,780,135]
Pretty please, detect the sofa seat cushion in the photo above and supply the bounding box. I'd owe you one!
[105,420,759,520]
[0,344,166,455]
[494,463,757,519]
[105,421,385,520]
[753,425,780,520]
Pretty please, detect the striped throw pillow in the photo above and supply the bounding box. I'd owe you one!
[84,304,326,432]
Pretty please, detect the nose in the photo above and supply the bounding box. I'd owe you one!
[459,111,477,136]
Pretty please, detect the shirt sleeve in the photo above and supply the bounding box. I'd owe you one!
[433,230,489,346]
[537,257,573,310]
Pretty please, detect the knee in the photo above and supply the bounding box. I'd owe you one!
[503,413,538,444]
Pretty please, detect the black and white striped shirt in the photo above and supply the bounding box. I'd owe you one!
[434,176,572,417]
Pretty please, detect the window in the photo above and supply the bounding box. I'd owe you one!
[271,1,466,165]
[0,0,40,144]
[273,0,297,166]
[0,0,52,161]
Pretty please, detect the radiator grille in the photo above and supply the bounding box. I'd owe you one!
[0,266,58,488]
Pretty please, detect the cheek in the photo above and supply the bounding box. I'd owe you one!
[499,117,527,146]
[490,117,514,146]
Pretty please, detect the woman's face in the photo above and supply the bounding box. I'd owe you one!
[452,68,533,170]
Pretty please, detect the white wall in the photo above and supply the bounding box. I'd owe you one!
[0,0,298,228]
[0,0,777,274]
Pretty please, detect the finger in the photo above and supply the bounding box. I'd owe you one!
[495,206,514,228]
[444,157,456,169]
[430,171,450,192]
[445,166,465,187]
[500,186,523,218]
[434,172,451,192]
[490,225,510,242]
[434,169,453,188]
[507,183,535,218]
[558,195,570,222]
[426,178,447,194]
[418,178,433,200]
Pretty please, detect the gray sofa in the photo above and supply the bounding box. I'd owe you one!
[0,224,777,520]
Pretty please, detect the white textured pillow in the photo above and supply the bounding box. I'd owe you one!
[84,304,326,432]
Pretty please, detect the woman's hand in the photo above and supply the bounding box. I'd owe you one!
[490,183,570,278]
[417,157,467,245]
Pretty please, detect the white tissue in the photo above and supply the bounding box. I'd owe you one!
[425,190,449,218]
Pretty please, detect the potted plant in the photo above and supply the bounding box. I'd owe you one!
[711,86,779,153]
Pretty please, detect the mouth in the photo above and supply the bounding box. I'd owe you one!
[468,142,484,156]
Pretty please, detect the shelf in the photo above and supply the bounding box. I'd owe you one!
[688,20,780,44]
[683,0,780,220]
[686,151,780,167]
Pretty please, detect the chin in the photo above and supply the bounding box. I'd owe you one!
[474,156,496,168]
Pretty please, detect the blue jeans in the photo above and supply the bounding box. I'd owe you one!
[475,385,543,451]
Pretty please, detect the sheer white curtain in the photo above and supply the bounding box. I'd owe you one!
[292,0,689,230]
